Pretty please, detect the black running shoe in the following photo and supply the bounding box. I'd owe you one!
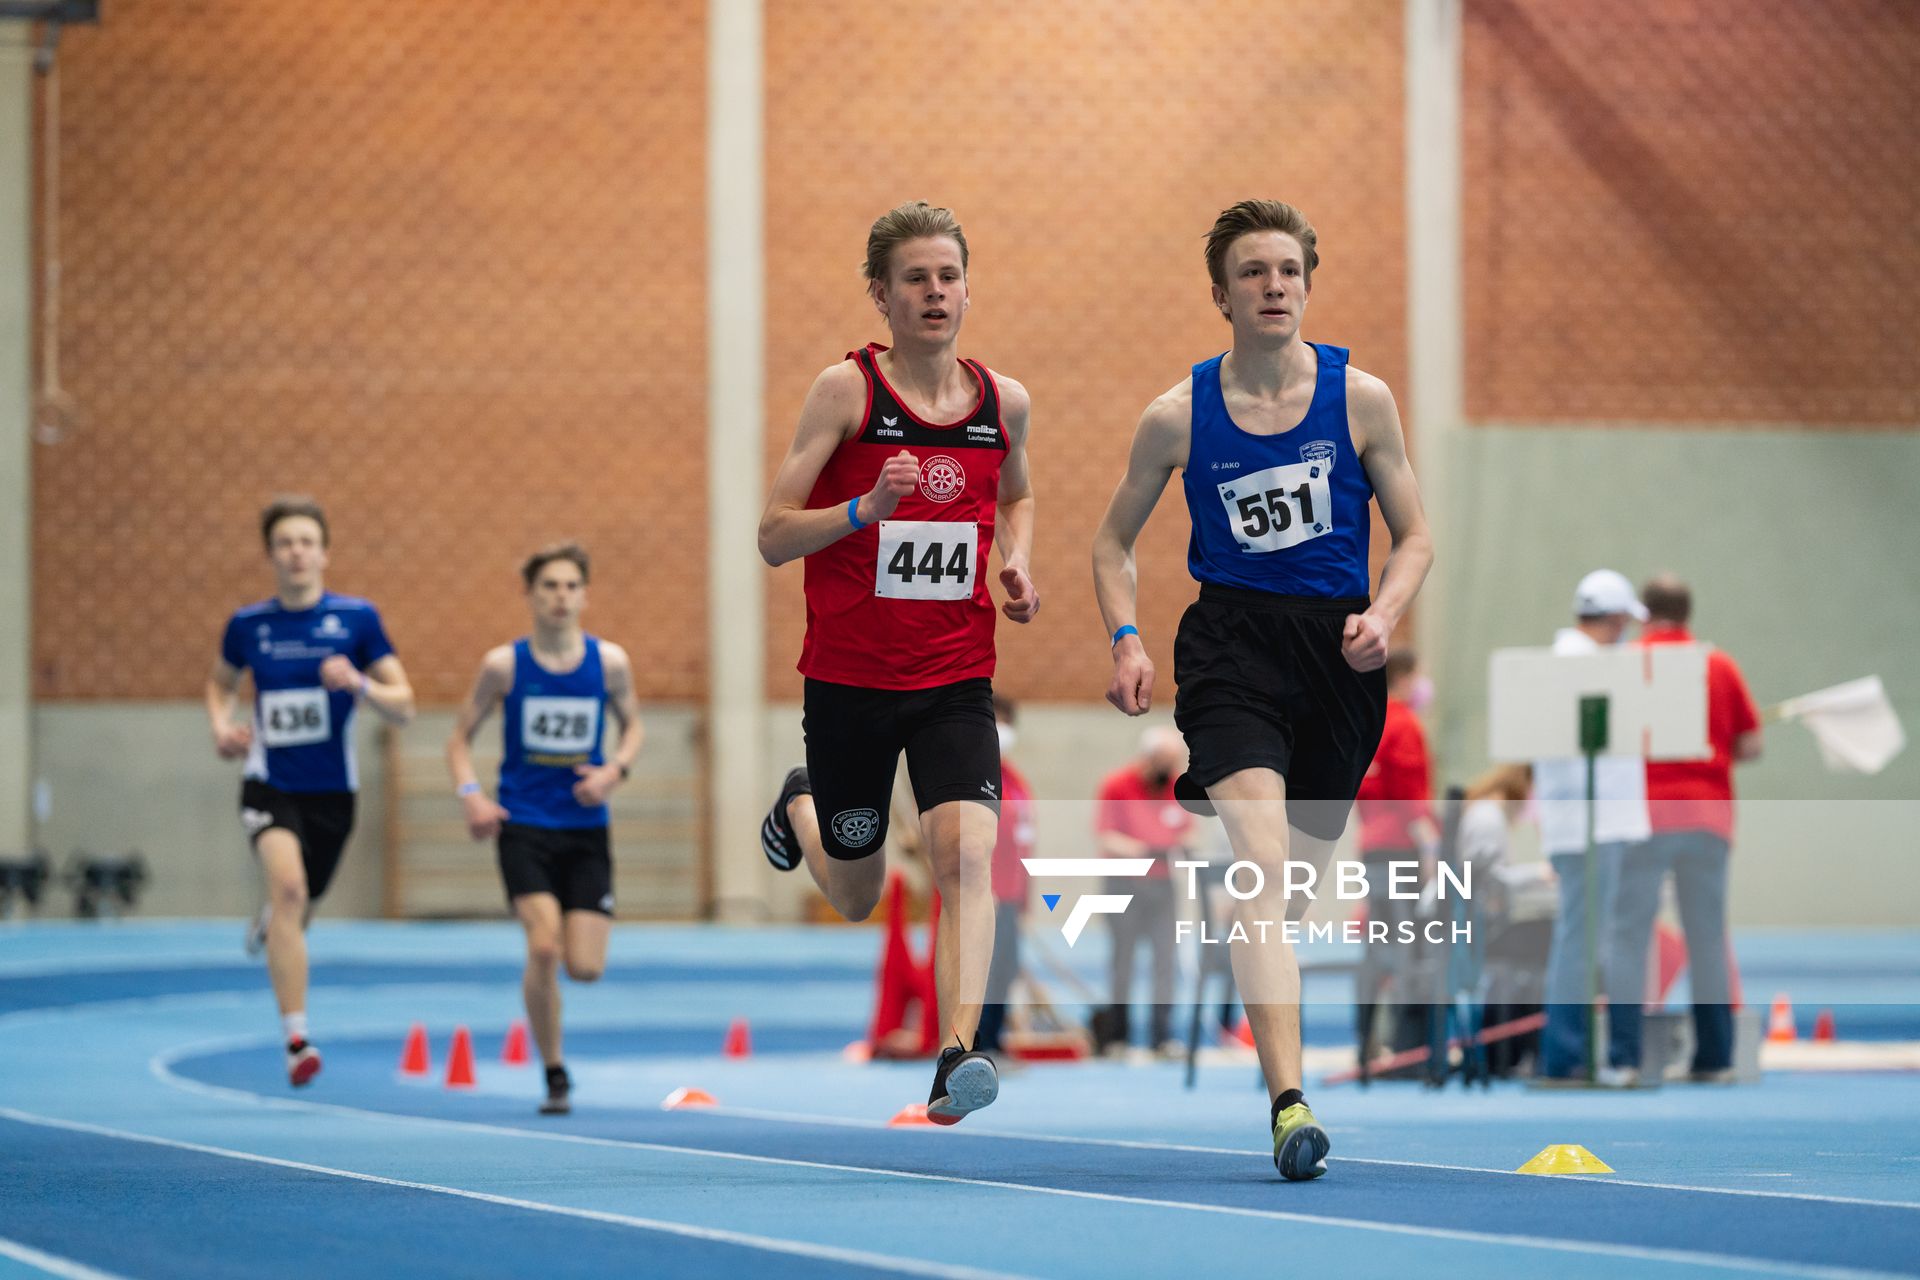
[540,1064,571,1116]
[760,767,811,872]
[1173,771,1216,817]
[927,1045,999,1126]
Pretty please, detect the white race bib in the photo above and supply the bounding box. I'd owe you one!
[1216,461,1334,554]
[875,520,977,601]
[260,687,330,747]
[522,696,599,755]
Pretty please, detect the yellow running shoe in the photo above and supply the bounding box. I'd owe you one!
[1272,1102,1330,1181]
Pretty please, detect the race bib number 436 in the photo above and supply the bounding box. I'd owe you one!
[260,687,330,748]
[1217,461,1333,554]
[876,520,977,601]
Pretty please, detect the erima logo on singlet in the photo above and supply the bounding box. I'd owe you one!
[883,415,898,426]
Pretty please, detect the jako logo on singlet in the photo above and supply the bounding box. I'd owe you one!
[831,808,882,849]
[1019,858,1156,947]
[919,455,966,503]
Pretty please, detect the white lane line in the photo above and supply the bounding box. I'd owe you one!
[0,1235,132,1280]
[0,1107,1027,1280]
[140,1054,1910,1280]
[688,1102,1920,1213]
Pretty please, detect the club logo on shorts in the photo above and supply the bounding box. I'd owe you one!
[599,893,615,913]
[830,808,882,849]
[240,807,274,835]
[919,455,966,504]
[1299,440,1337,475]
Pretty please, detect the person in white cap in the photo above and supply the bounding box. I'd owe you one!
[1532,569,1651,1083]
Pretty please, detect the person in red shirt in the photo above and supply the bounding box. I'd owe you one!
[976,696,1035,1056]
[1609,575,1762,1081]
[754,202,1039,1125]
[1351,650,1438,1070]
[1095,727,1196,1054]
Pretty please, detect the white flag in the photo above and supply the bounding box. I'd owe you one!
[1775,676,1906,775]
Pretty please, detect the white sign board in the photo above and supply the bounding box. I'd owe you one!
[1489,644,1710,762]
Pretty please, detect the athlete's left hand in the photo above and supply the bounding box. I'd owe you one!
[1341,612,1390,672]
[572,763,622,807]
[999,563,1040,623]
[319,655,362,691]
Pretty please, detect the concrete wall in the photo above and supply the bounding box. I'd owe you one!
[29,704,387,920]
[1427,426,1920,927]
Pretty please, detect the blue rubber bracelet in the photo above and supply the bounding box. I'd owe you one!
[847,498,867,531]
[1111,624,1139,646]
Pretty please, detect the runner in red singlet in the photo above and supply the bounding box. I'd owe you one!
[757,201,1038,1124]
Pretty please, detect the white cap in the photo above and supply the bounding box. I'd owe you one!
[1573,569,1648,621]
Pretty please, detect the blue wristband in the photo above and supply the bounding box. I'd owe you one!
[1111,624,1139,646]
[847,498,867,531]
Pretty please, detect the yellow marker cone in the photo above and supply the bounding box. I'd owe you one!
[1517,1145,1614,1175]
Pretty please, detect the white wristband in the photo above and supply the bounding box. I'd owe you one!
[456,782,481,798]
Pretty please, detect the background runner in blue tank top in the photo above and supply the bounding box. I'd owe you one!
[206,497,415,1089]
[1091,202,1433,1182]
[447,541,644,1116]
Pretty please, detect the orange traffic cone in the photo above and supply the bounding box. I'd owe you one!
[1231,1015,1256,1048]
[501,1021,530,1066]
[399,1023,431,1077]
[1766,993,1797,1043]
[888,1102,935,1127]
[723,1017,752,1058]
[661,1087,718,1110]
[1813,1009,1836,1043]
[445,1026,477,1088]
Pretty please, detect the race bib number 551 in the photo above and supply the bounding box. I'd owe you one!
[1217,461,1333,554]
[876,520,977,601]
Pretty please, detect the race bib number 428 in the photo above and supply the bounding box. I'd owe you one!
[875,520,977,601]
[522,697,599,755]
[259,687,330,748]
[1217,461,1333,554]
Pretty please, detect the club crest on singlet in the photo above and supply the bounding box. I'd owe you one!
[919,455,966,503]
[1299,440,1337,470]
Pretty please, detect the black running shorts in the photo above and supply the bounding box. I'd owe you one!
[802,676,1001,861]
[497,822,615,915]
[1172,584,1388,841]
[239,778,355,901]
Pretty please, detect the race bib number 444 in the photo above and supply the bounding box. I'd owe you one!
[259,687,330,748]
[876,521,977,601]
[1217,461,1334,554]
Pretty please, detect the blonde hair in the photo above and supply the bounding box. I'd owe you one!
[862,201,969,284]
[1204,199,1319,288]
[1466,763,1531,805]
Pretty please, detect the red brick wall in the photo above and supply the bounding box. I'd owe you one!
[34,3,708,701]
[761,0,1408,700]
[1463,0,1919,424]
[43,2,1903,703]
